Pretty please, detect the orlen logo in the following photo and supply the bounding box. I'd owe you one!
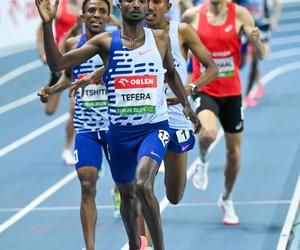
[115,75,157,89]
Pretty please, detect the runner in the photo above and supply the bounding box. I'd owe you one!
[37,0,116,249]
[35,0,201,249]
[182,0,265,225]
[36,0,81,165]
[236,0,281,107]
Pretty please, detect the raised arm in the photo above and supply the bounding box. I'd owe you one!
[237,5,266,59]
[180,23,218,94]
[35,0,105,71]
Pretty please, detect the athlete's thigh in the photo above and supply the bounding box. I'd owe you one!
[219,95,244,133]
[108,131,139,184]
[74,132,103,170]
[137,124,171,170]
[194,92,219,135]
[164,150,188,187]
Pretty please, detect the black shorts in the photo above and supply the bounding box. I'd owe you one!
[193,92,244,133]
[47,71,62,87]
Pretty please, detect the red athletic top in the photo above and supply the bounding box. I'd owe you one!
[192,2,242,97]
[55,0,78,46]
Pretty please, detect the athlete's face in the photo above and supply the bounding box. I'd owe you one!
[81,0,110,34]
[118,0,148,23]
[146,0,171,28]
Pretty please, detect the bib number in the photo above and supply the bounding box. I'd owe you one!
[158,130,170,147]
[176,129,190,143]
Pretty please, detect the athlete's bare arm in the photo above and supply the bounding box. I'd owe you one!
[35,0,111,71]
[38,36,79,102]
[236,5,266,59]
[179,23,218,91]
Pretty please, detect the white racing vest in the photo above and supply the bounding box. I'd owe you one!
[103,28,168,126]
[165,21,193,130]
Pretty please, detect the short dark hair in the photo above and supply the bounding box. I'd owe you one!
[82,0,111,15]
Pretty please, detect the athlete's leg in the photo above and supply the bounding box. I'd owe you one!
[77,166,98,250]
[223,132,242,195]
[135,156,164,250]
[44,72,62,115]
[197,109,218,162]
[62,98,75,165]
[64,98,75,150]
[45,93,61,115]
[164,151,188,204]
[117,180,141,250]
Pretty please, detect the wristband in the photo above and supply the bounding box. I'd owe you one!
[189,83,198,94]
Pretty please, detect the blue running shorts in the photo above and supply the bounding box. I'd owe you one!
[167,128,195,153]
[108,121,170,183]
[74,131,109,170]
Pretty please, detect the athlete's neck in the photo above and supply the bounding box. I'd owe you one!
[148,19,169,30]
[209,0,226,15]
[122,21,145,40]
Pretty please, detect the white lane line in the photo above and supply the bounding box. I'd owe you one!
[280,11,300,21]
[0,42,35,59]
[0,113,69,158]
[0,200,291,213]
[277,175,300,250]
[272,34,300,46]
[280,0,300,4]
[276,22,300,33]
[0,60,42,87]
[268,48,300,60]
[0,171,77,235]
[0,92,38,115]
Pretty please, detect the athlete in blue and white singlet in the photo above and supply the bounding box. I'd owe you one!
[165,21,195,154]
[72,33,110,170]
[103,27,171,183]
[37,0,201,247]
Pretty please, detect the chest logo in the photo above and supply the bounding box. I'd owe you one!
[224,24,233,32]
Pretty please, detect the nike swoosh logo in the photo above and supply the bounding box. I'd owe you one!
[181,144,190,151]
[138,49,152,56]
[150,151,160,158]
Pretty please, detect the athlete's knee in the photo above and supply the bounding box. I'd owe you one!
[44,107,55,116]
[135,180,153,201]
[226,149,240,168]
[199,127,217,147]
[167,191,182,205]
[81,179,96,201]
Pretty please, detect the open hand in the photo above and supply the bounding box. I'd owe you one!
[35,0,59,23]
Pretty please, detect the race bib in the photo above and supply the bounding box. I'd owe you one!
[78,74,108,108]
[114,75,157,115]
[176,129,190,143]
[201,56,235,78]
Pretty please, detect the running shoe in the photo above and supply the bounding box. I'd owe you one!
[192,159,209,190]
[218,194,240,225]
[111,188,121,219]
[139,236,147,250]
[61,149,76,166]
[254,84,264,99]
[244,95,257,108]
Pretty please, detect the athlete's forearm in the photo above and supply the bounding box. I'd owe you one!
[167,68,190,108]
[90,66,105,85]
[192,64,219,89]
[251,39,266,59]
[51,74,72,94]
[42,21,66,71]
